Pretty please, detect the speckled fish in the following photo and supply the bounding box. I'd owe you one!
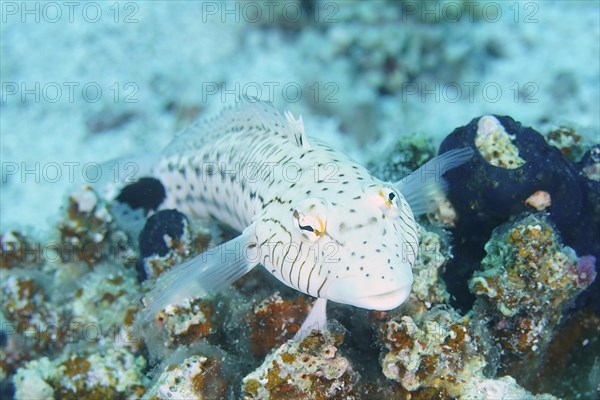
[128,100,472,335]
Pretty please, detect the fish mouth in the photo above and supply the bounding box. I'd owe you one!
[351,287,412,310]
[325,265,413,310]
[327,282,412,311]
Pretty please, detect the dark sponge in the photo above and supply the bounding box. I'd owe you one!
[438,115,598,311]
[116,177,166,213]
[439,115,584,245]
[138,209,188,258]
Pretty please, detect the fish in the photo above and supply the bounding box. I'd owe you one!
[107,99,473,338]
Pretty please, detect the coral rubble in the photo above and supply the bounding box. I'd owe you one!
[1,1,599,397]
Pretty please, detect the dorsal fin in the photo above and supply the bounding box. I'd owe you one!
[284,110,310,149]
[164,98,309,156]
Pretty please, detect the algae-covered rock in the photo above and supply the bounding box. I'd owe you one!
[367,133,436,182]
[59,187,136,267]
[460,376,560,400]
[245,292,311,358]
[242,328,358,399]
[379,306,485,397]
[146,354,229,400]
[470,213,595,357]
[409,225,451,309]
[13,347,148,400]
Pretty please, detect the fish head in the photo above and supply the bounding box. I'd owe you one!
[319,183,417,310]
[254,182,417,311]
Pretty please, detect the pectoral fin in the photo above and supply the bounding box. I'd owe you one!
[393,148,473,216]
[295,298,328,340]
[140,227,257,325]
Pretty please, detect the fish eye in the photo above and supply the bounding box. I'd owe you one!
[293,209,325,241]
[380,187,402,217]
[382,187,400,208]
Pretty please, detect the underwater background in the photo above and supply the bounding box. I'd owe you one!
[1,1,599,399]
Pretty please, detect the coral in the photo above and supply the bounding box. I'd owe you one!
[460,376,559,400]
[1,231,43,269]
[1,2,598,397]
[0,273,64,378]
[1,201,143,379]
[1,275,53,333]
[68,263,142,352]
[135,210,214,356]
[11,357,54,400]
[379,306,485,397]
[58,187,136,267]
[12,347,148,400]
[407,225,451,310]
[367,133,436,182]
[154,297,215,348]
[440,115,584,241]
[474,115,526,169]
[242,329,358,399]
[146,354,229,400]
[545,126,588,162]
[469,213,595,358]
[580,145,600,182]
[246,292,311,358]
